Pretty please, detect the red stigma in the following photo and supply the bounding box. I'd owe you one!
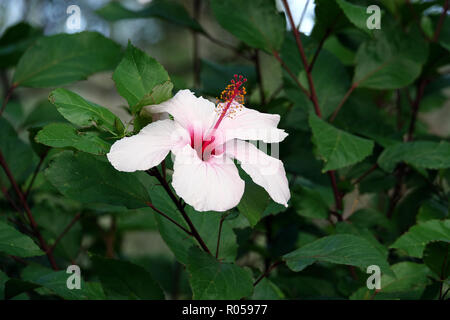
[213,75,247,130]
[217,74,247,107]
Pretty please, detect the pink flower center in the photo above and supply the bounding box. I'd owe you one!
[189,130,217,160]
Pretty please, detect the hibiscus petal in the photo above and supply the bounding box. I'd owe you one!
[107,119,189,172]
[144,89,217,135]
[216,103,288,144]
[172,145,245,212]
[225,140,290,207]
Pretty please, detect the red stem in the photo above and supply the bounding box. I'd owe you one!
[48,213,82,253]
[146,202,192,236]
[330,82,358,122]
[353,164,379,185]
[433,0,449,42]
[308,27,332,73]
[200,32,250,60]
[405,0,433,41]
[272,50,310,97]
[282,0,344,214]
[253,261,284,286]
[0,150,58,270]
[148,168,211,254]
[0,83,17,117]
[282,0,321,118]
[387,78,428,219]
[9,255,29,265]
[215,215,225,259]
[438,243,449,299]
[192,0,201,87]
[24,149,49,199]
[407,79,428,141]
[254,50,266,105]
[1,183,23,214]
[328,171,343,212]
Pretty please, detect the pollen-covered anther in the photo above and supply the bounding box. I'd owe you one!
[214,74,247,123]
[219,74,247,104]
[215,100,244,119]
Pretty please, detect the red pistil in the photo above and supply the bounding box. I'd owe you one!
[213,74,247,130]
[194,75,247,161]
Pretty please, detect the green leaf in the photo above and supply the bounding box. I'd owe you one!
[0,22,42,68]
[116,208,157,231]
[280,32,313,77]
[186,247,254,300]
[21,100,67,129]
[349,208,393,232]
[45,151,150,209]
[423,241,450,279]
[113,42,170,112]
[335,222,389,259]
[0,118,36,184]
[28,127,50,158]
[285,48,351,118]
[0,221,44,257]
[13,31,122,87]
[419,75,450,112]
[20,264,105,300]
[322,35,356,66]
[2,100,25,130]
[131,255,191,297]
[311,0,352,41]
[4,279,40,300]
[0,270,9,300]
[200,60,257,97]
[33,205,82,261]
[146,185,194,264]
[49,88,123,135]
[417,200,448,223]
[132,111,153,133]
[275,273,338,299]
[96,0,203,32]
[283,234,393,276]
[336,0,373,34]
[379,0,402,15]
[390,219,450,258]
[353,26,428,89]
[251,278,285,300]
[36,123,111,155]
[292,187,329,220]
[333,93,400,148]
[189,208,238,263]
[350,262,431,300]
[263,200,288,218]
[132,81,173,115]
[378,141,450,172]
[309,113,374,172]
[438,17,450,51]
[237,179,269,227]
[91,255,164,300]
[210,0,285,53]
[306,50,351,118]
